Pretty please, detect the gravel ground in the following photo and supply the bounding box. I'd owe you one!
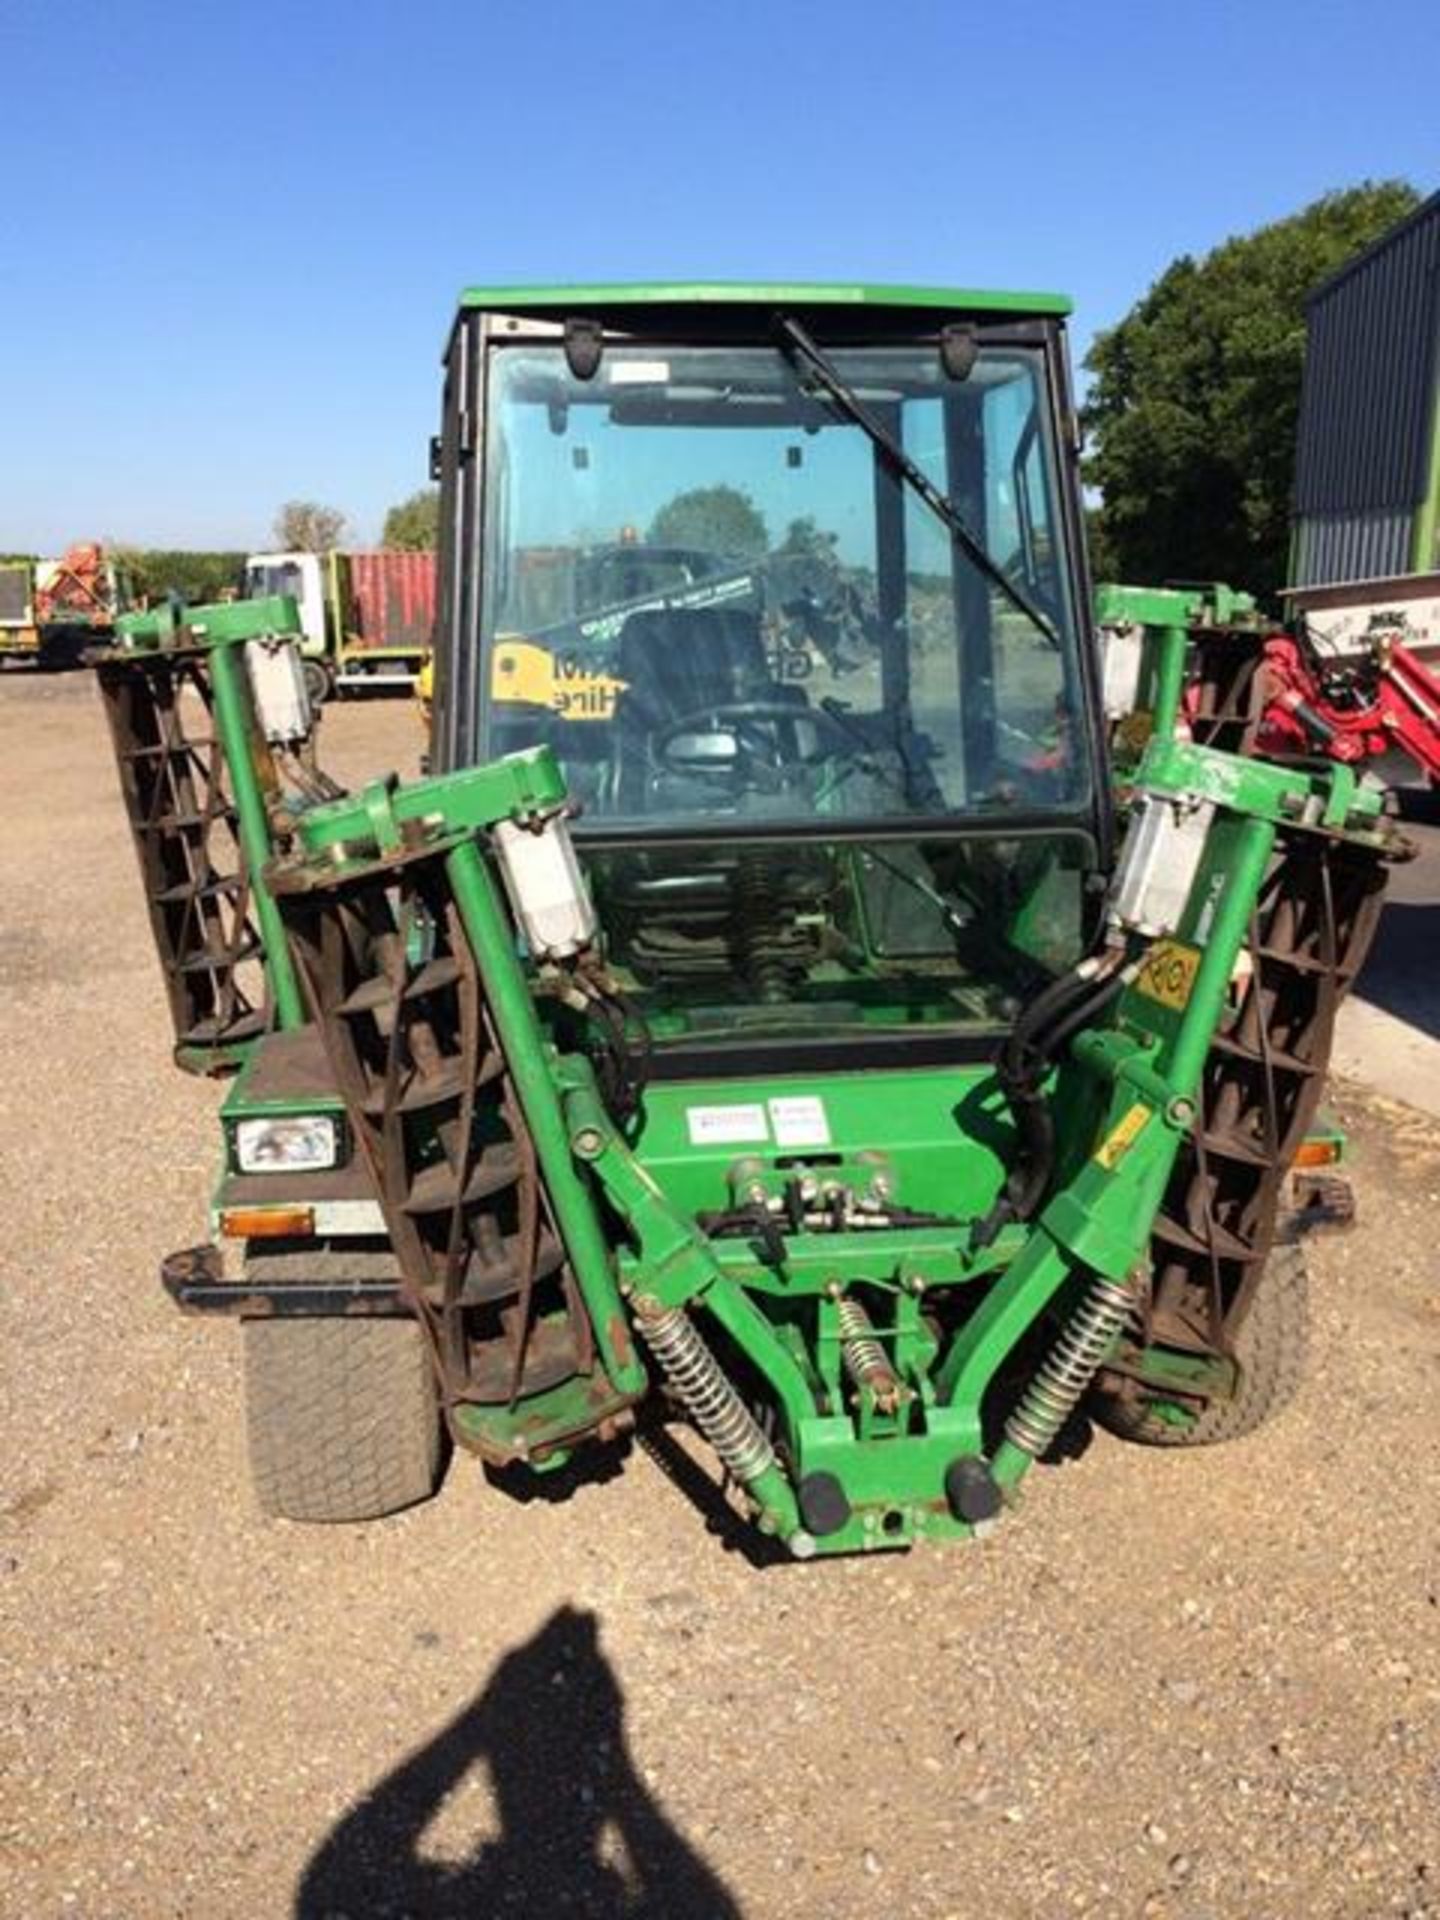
[2,667,1438,1920]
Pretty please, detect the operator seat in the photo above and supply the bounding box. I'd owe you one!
[616,606,770,731]
[613,606,786,811]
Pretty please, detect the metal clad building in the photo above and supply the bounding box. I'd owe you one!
[1291,191,1440,588]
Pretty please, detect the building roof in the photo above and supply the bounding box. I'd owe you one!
[1306,190,1440,308]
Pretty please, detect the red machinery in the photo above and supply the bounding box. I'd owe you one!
[33,542,119,628]
[1186,611,1440,784]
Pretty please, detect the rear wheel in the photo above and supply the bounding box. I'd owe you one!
[243,1318,442,1521]
[1095,1240,1310,1447]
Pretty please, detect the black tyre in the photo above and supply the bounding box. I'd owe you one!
[243,1318,442,1521]
[301,656,332,708]
[1095,1240,1309,1447]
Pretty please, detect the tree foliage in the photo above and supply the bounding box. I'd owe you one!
[273,500,348,553]
[1083,181,1421,601]
[778,515,839,561]
[647,485,768,556]
[107,546,245,605]
[381,488,440,551]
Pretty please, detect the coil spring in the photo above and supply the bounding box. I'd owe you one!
[1004,1273,1136,1459]
[637,1304,776,1486]
[835,1295,901,1409]
[736,855,791,1005]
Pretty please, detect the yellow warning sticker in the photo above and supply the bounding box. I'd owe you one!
[490,638,627,720]
[1093,1101,1153,1171]
[1134,938,1202,1013]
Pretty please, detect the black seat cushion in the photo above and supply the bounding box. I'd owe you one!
[616,607,769,731]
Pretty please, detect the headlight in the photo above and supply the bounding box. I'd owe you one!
[234,1115,339,1173]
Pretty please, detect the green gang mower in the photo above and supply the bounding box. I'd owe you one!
[91,286,1401,1558]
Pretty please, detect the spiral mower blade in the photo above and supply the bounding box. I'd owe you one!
[94,646,268,1073]
[1185,630,1270,757]
[1113,825,1394,1390]
[272,840,623,1465]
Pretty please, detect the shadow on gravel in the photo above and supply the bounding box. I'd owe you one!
[295,1605,741,1919]
[483,1416,791,1570]
[1352,898,1440,1038]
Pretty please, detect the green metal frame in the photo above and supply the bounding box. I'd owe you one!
[86,285,1400,1562]
[262,674,1388,1554]
[112,595,310,1034]
[284,751,648,1420]
[457,280,1072,317]
[1413,376,1440,572]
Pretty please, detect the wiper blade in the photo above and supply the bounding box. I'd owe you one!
[775,315,1061,649]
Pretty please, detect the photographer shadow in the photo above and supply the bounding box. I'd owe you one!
[296,1605,740,1918]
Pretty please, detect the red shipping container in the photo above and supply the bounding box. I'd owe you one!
[343,551,436,654]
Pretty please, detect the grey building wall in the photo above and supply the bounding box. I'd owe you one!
[1292,192,1440,586]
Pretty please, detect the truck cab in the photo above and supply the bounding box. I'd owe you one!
[244,552,331,702]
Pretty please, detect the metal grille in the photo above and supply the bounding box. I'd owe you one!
[1144,829,1391,1355]
[276,848,603,1454]
[1292,508,1415,589]
[94,651,268,1068]
[0,563,32,624]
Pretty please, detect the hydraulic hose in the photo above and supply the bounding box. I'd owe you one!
[972,944,1131,1250]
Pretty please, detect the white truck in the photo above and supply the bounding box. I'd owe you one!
[243,550,436,702]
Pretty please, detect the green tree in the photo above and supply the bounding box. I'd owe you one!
[1083,181,1421,600]
[274,500,348,553]
[648,485,768,556]
[381,488,439,551]
[1083,507,1118,586]
[106,547,246,605]
[778,515,838,561]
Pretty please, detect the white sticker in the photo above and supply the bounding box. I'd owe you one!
[609,359,670,385]
[768,1096,831,1149]
[686,1103,769,1147]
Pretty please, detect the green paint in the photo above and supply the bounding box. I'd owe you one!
[1413,375,1440,571]
[110,593,308,1030]
[459,279,1072,318]
[442,842,646,1400]
[205,637,306,1030]
[292,747,569,860]
[99,287,1408,1560]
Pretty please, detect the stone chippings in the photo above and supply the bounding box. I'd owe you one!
[1,672,1436,1919]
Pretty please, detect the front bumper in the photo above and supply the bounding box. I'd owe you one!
[161,1244,408,1317]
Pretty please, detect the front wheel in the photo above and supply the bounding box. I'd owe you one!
[1093,1240,1310,1447]
[243,1318,443,1521]
[301,657,333,709]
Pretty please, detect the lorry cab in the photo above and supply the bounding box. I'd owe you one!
[245,549,436,700]
[244,552,331,702]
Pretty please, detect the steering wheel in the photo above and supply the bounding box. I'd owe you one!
[653,700,854,776]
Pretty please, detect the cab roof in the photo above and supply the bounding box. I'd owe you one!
[457,280,1072,319]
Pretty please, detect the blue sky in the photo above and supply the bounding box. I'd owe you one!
[2,0,1433,554]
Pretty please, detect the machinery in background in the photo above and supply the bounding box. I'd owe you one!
[1101,582,1440,785]
[243,548,435,703]
[1,542,130,666]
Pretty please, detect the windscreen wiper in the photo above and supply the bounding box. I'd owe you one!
[775,315,1061,649]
